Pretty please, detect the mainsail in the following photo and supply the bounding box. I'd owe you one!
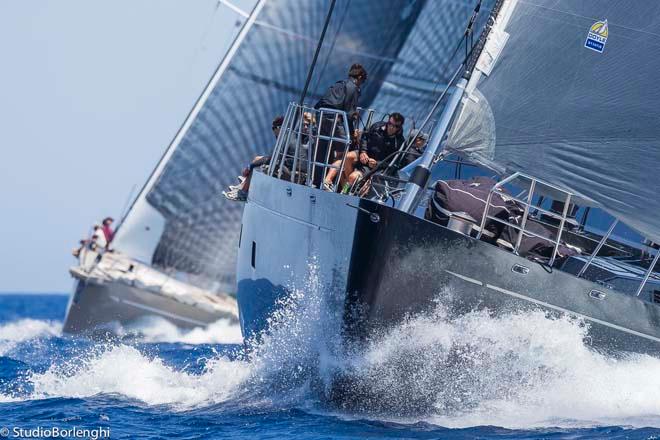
[371,0,496,122]
[446,0,660,243]
[112,0,436,294]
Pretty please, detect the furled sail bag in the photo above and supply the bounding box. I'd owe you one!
[426,176,578,262]
[425,176,517,238]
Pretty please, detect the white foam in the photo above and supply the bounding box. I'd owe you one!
[124,316,243,344]
[0,319,61,355]
[19,262,336,408]
[7,269,660,428]
[29,344,250,408]
[340,305,660,429]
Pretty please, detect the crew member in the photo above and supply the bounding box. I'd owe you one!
[400,129,429,167]
[101,217,114,246]
[324,112,405,191]
[223,115,284,202]
[312,63,368,186]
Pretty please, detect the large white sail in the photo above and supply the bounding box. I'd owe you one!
[446,0,660,242]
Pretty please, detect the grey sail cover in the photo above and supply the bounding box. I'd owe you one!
[446,0,660,242]
[112,0,427,294]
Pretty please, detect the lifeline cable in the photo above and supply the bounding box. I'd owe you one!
[299,0,337,106]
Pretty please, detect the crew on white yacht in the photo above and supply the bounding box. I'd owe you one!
[101,217,114,245]
[93,224,107,249]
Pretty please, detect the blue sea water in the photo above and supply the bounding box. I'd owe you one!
[1,294,660,439]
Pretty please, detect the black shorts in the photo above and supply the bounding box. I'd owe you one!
[354,162,369,174]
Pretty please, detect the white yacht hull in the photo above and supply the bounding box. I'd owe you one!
[63,278,236,334]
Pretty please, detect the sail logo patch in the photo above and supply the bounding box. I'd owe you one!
[584,19,608,53]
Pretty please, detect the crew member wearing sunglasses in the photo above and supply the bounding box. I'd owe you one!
[324,112,405,192]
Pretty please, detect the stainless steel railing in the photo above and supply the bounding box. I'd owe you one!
[268,102,352,192]
[476,172,576,267]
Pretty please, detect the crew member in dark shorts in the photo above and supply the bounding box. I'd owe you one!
[324,112,405,191]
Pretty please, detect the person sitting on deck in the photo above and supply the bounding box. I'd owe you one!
[223,115,285,202]
[73,223,105,257]
[323,112,405,192]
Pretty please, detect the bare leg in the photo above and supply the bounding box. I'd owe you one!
[323,160,342,188]
[341,151,359,180]
[324,151,359,189]
[348,170,363,185]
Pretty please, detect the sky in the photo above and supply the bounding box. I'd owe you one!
[0,0,248,293]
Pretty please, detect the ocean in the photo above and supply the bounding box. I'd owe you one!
[1,293,660,439]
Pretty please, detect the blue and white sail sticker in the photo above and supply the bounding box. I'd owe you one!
[585,19,608,53]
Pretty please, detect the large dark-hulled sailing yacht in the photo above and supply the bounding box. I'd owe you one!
[236,0,660,361]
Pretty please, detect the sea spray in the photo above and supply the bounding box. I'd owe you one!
[3,260,343,409]
[0,319,61,356]
[334,298,660,428]
[28,344,250,407]
[238,259,346,400]
[4,277,660,428]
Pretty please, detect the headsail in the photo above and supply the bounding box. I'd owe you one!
[112,0,427,294]
[445,0,660,242]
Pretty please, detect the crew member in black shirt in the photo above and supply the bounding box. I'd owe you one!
[324,112,405,191]
[312,63,367,186]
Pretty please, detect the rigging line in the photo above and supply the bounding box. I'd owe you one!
[175,1,224,89]
[218,0,249,17]
[300,0,337,106]
[424,0,482,120]
[311,0,352,99]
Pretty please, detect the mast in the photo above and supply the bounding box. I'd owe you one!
[113,0,267,241]
[397,0,507,213]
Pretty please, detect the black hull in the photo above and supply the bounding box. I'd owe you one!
[237,173,660,356]
[345,200,660,355]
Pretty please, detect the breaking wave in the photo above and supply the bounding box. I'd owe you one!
[337,306,660,428]
[4,271,660,429]
[122,317,243,344]
[0,319,61,355]
[27,344,250,407]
